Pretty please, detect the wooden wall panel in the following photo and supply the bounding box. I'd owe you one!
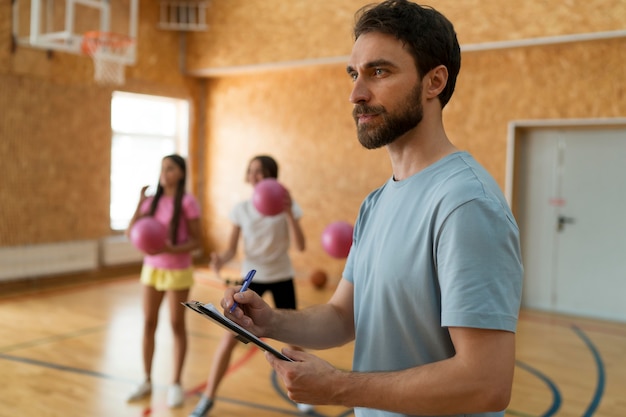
[186,0,626,72]
[199,37,626,280]
[201,65,390,280]
[448,38,626,184]
[3,0,196,85]
[186,0,362,70]
[436,0,626,43]
[2,0,625,284]
[0,0,201,250]
[0,76,112,245]
[191,0,626,280]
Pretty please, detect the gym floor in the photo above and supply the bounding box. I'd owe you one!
[0,268,625,417]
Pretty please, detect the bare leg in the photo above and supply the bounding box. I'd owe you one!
[167,288,190,385]
[142,285,165,383]
[202,332,239,398]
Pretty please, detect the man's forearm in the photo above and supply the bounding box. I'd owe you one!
[267,303,354,350]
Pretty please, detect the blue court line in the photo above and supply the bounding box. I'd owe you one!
[187,389,326,416]
[513,360,561,417]
[505,410,539,417]
[2,351,311,416]
[509,324,606,417]
[0,352,136,384]
[0,325,106,353]
[0,323,605,417]
[572,325,605,417]
[203,394,313,416]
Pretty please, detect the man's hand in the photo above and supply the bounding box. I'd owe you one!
[265,348,344,406]
[221,286,274,336]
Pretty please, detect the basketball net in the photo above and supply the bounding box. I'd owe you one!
[81,32,134,86]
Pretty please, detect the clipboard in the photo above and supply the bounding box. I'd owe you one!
[182,301,293,362]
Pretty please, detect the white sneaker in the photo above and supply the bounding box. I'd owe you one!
[127,381,151,402]
[167,384,184,408]
[296,403,314,413]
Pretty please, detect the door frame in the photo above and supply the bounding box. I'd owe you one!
[505,117,626,205]
[505,117,626,317]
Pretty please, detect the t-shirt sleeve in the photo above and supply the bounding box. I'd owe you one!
[182,194,201,219]
[436,197,523,332]
[139,197,153,215]
[291,201,303,220]
[229,202,243,226]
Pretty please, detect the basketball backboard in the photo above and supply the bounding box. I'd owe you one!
[12,0,138,64]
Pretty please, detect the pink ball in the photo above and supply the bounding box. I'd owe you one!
[321,221,354,259]
[130,217,167,254]
[252,178,287,216]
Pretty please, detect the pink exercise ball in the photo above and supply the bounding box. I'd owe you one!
[252,178,287,216]
[321,221,354,259]
[130,217,167,254]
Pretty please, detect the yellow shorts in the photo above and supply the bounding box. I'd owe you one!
[140,265,194,291]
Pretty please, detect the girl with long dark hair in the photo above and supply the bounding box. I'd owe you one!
[126,154,202,408]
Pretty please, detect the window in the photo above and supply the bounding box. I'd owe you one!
[110,92,189,230]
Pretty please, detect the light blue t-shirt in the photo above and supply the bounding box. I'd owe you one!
[343,152,523,417]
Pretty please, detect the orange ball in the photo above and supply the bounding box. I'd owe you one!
[309,269,328,289]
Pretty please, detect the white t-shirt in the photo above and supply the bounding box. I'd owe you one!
[230,199,303,283]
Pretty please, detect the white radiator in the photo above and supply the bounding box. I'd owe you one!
[99,235,144,266]
[0,240,99,281]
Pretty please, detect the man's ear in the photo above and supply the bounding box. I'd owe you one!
[424,65,448,100]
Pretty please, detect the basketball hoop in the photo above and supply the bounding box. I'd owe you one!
[81,31,134,86]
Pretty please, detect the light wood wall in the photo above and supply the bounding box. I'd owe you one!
[190,0,626,280]
[1,0,625,283]
[186,0,626,70]
[0,0,201,247]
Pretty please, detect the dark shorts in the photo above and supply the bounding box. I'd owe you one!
[249,278,297,310]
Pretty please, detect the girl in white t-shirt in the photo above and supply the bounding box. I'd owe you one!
[189,155,310,417]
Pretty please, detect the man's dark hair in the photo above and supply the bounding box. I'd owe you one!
[354,0,461,108]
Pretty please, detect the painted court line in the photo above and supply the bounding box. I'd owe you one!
[508,323,606,417]
[0,325,106,353]
[572,325,605,417]
[0,352,135,384]
[514,360,561,417]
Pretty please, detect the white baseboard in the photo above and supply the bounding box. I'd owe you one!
[0,240,99,281]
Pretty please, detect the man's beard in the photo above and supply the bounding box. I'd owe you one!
[353,82,423,150]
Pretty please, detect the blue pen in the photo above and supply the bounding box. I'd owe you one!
[229,269,256,313]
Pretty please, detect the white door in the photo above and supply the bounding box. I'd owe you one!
[515,126,626,322]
